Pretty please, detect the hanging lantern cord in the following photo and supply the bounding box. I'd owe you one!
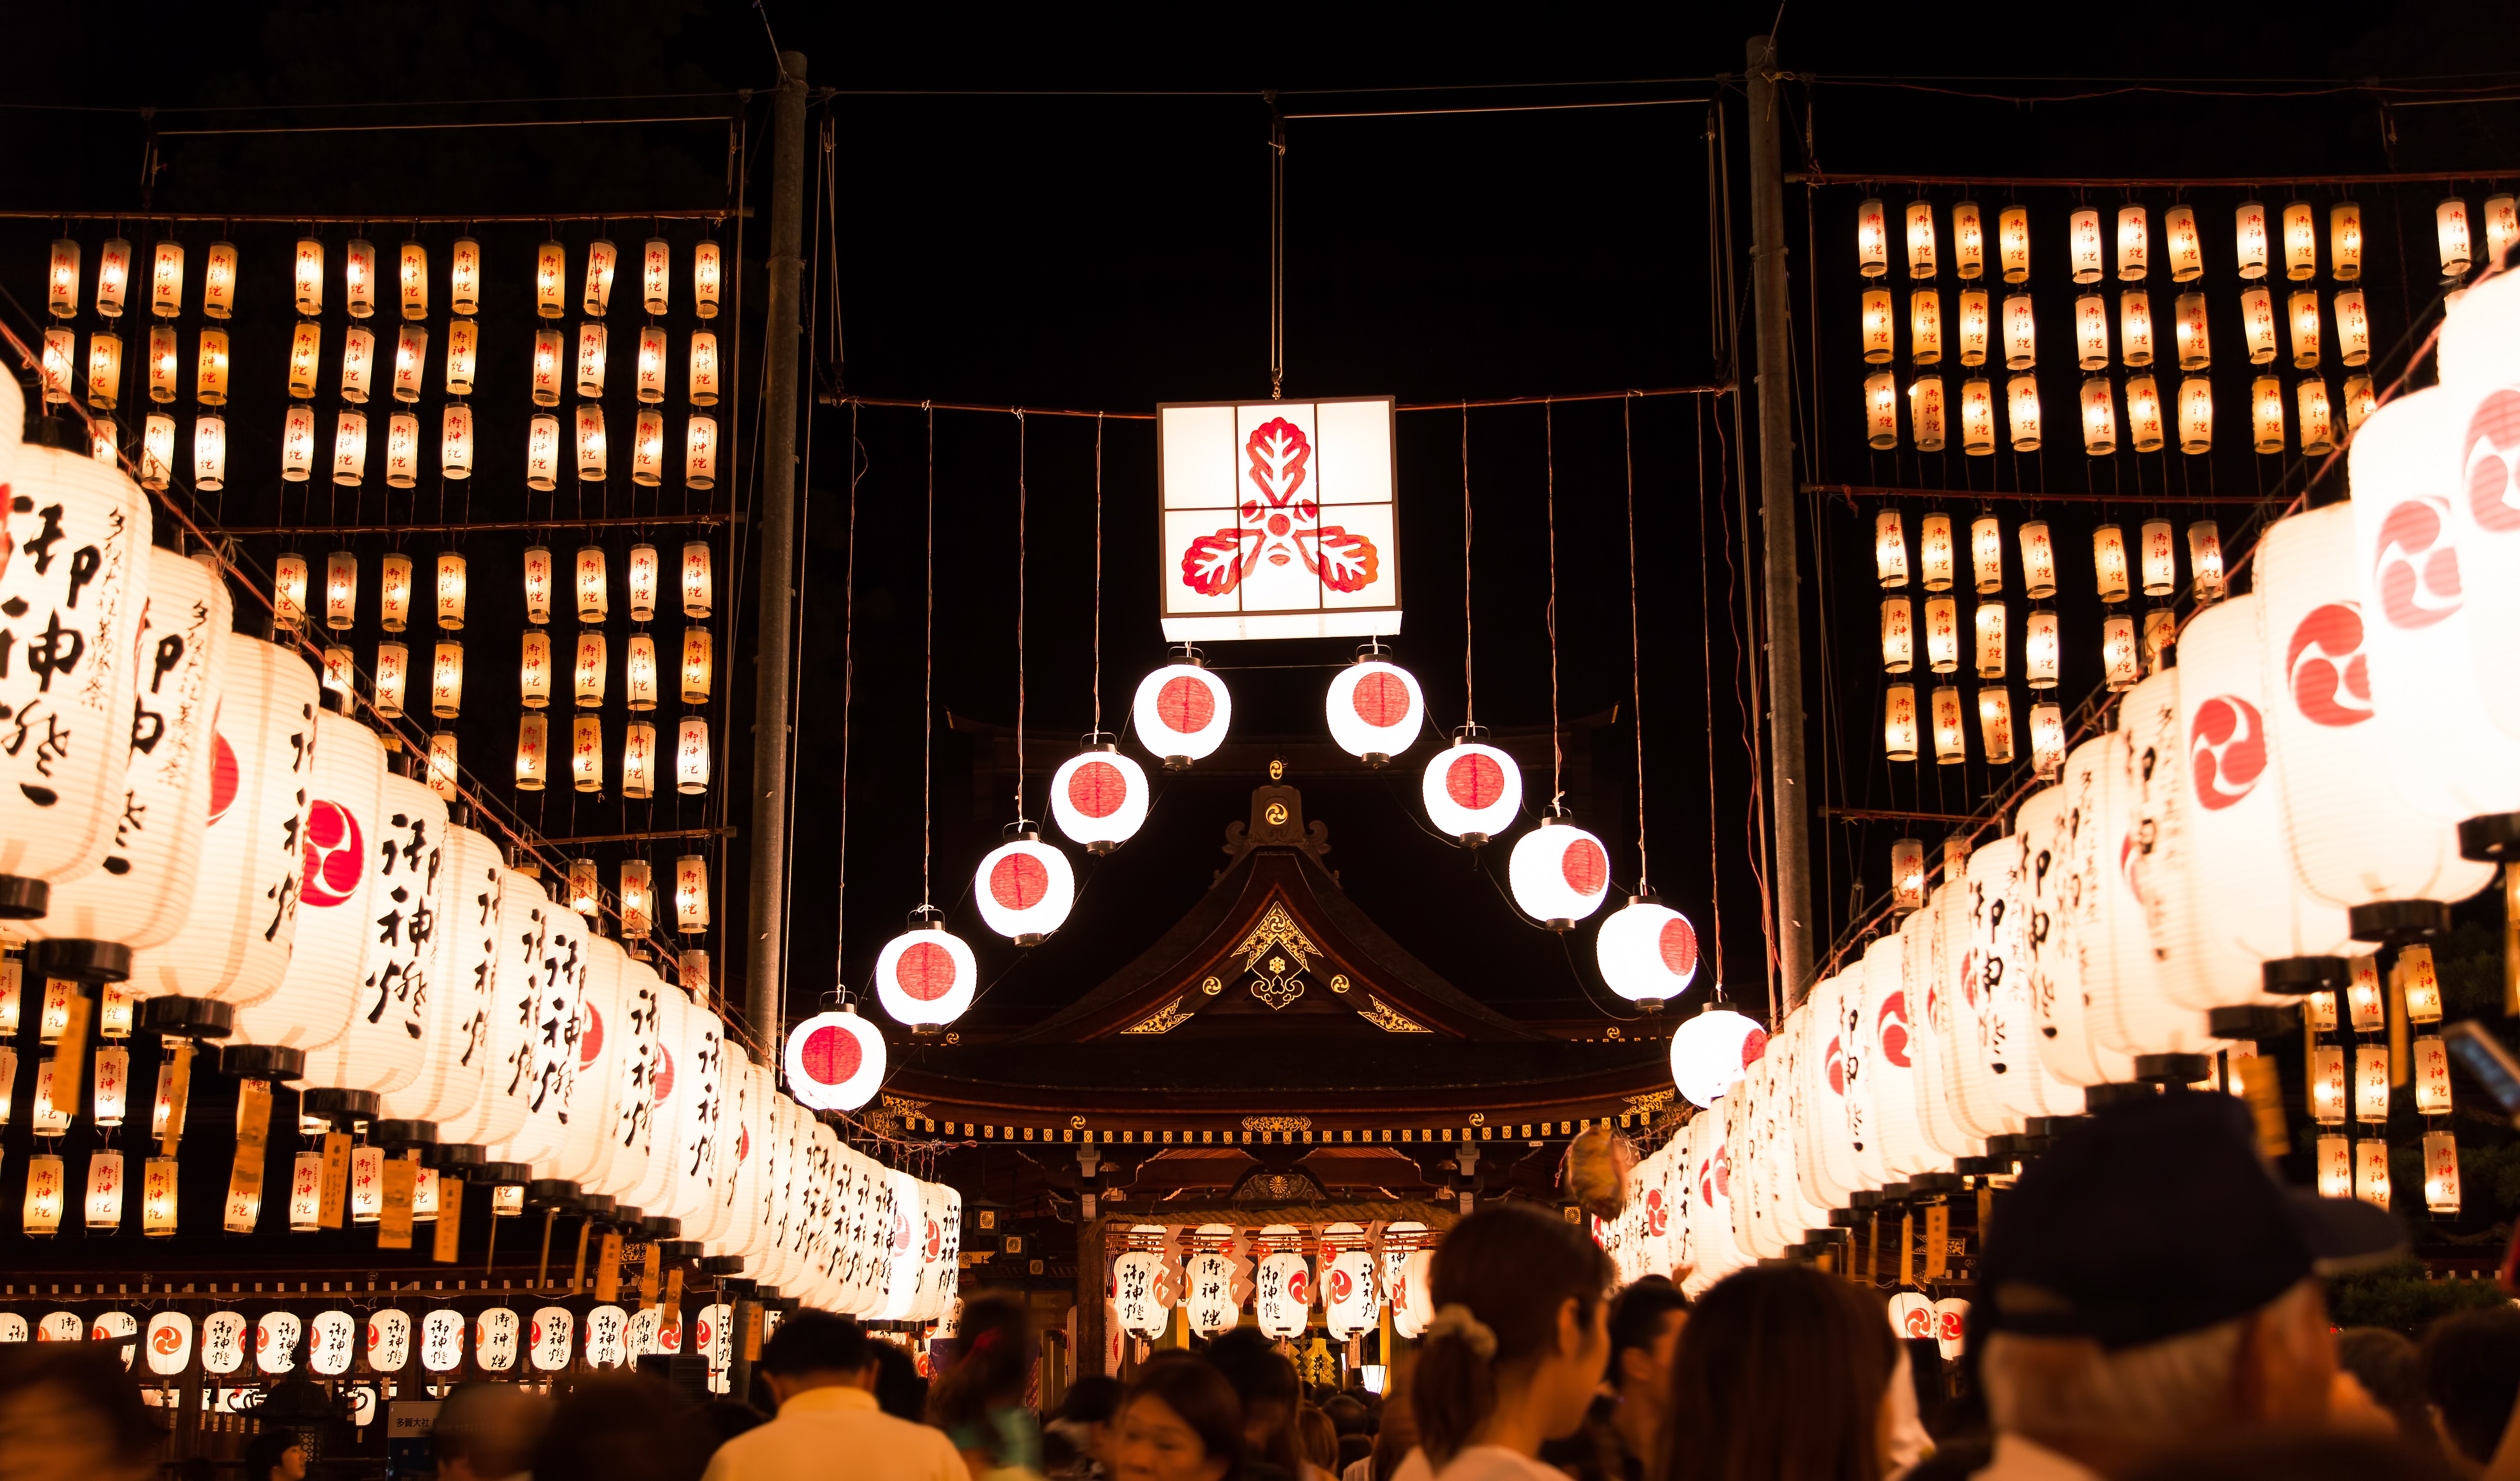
[1623,392,1647,898]
[1462,400,1475,728]
[1093,411,1103,737]
[1015,409,1027,825]
[835,402,859,998]
[1545,398,1563,812]
[923,402,935,909]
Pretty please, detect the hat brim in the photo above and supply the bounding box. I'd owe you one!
[2286,1190,2408,1277]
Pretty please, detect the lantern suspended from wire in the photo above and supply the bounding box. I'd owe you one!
[2069,208,2103,284]
[1906,201,1938,278]
[2139,520,2176,597]
[2236,201,2270,279]
[2239,287,2277,365]
[2115,205,2148,280]
[1055,743,1153,853]
[1857,198,1889,276]
[975,831,1076,944]
[1881,598,1914,673]
[1669,1008,1764,1108]
[2102,616,2139,691]
[635,326,667,403]
[2126,375,2166,453]
[273,554,311,630]
[2187,523,2224,601]
[1930,686,1966,763]
[2018,522,2055,596]
[344,238,377,318]
[686,416,719,488]
[2438,198,2472,276]
[1956,289,1989,367]
[674,854,709,932]
[576,321,608,398]
[2025,608,2060,688]
[534,240,566,317]
[391,325,426,402]
[680,629,713,704]
[2079,377,2118,456]
[2007,374,2043,451]
[516,714,552,790]
[374,643,408,718]
[1596,898,1699,1009]
[1995,205,2030,283]
[1133,658,1232,768]
[1508,816,1612,929]
[2341,375,2376,436]
[692,240,723,318]
[2252,377,2287,453]
[1974,602,2006,678]
[194,414,226,491]
[340,327,377,403]
[1420,734,1522,846]
[426,733,457,798]
[530,328,564,405]
[2072,293,2109,368]
[1919,514,1955,591]
[2178,377,2214,454]
[384,412,419,488]
[575,404,608,481]
[1979,688,2016,765]
[1875,511,1908,587]
[2297,380,2336,456]
[681,543,714,618]
[2425,1132,2462,1215]
[1999,294,2036,372]
[1326,653,1426,765]
[622,723,657,798]
[1924,596,1958,674]
[397,240,428,320]
[583,240,617,315]
[331,411,368,485]
[691,333,721,405]
[138,415,173,490]
[2485,194,2520,265]
[23,1154,64,1236]
[147,324,177,402]
[1885,684,1919,762]
[2030,702,2066,777]
[2288,291,2322,369]
[1960,378,1995,454]
[433,553,468,631]
[1860,290,1893,363]
[2335,290,2369,368]
[40,328,73,404]
[573,632,608,708]
[518,633,553,710]
[95,236,131,316]
[2279,201,2317,280]
[526,414,560,491]
[1911,290,1943,364]
[444,318,477,396]
[625,635,659,711]
[676,717,709,794]
[324,551,359,631]
[2327,202,2363,280]
[1864,373,1897,448]
[2402,946,2444,1023]
[86,330,123,409]
[629,411,665,488]
[1890,838,1927,912]
[786,1009,888,1112]
[46,238,78,315]
[875,916,978,1030]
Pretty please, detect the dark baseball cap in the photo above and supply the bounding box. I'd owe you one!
[1978,1092,2405,1350]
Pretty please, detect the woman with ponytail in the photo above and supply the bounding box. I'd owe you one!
[1394,1202,1615,1481]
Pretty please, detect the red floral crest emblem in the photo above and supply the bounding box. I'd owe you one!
[1179,418,1379,597]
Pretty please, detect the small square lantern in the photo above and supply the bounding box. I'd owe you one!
[2024,609,2060,689]
[1884,684,1919,762]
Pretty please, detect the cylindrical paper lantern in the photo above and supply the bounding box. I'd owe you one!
[2179,377,2214,454]
[2002,293,2035,369]
[1930,685,1965,763]
[2074,293,2109,369]
[1864,373,1897,448]
[2119,291,2154,367]
[1856,198,1889,276]
[1876,512,1909,586]
[1881,597,1914,673]
[2068,208,2103,283]
[2115,206,2148,280]
[1884,684,1918,762]
[1911,290,1943,364]
[2007,374,2042,451]
[2126,374,2165,452]
[2079,377,2117,455]
[228,705,388,1055]
[1998,206,2030,282]
[1957,289,1989,367]
[2439,198,2473,276]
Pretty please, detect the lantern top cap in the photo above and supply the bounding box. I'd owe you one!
[1077,732,1119,752]
[1165,643,1209,669]
[906,905,946,930]
[1352,637,1396,664]
[1448,725,1489,745]
[1003,822,1042,844]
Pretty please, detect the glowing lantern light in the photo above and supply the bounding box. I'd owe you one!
[2079,377,2118,455]
[2101,616,2139,691]
[2115,206,2148,280]
[2001,292,2035,370]
[2415,1036,2451,1114]
[1906,201,1938,278]
[576,321,608,399]
[2252,377,2287,452]
[2346,955,2385,1029]
[374,643,409,719]
[2354,1045,2391,1123]
[574,631,608,708]
[2402,945,2444,1023]
[1881,598,1914,673]
[1978,688,2016,765]
[337,329,380,405]
[526,414,561,491]
[876,918,978,1029]
[622,722,657,797]
[1890,838,1926,912]
[680,629,712,703]
[1856,198,1889,276]
[394,240,427,320]
[2118,291,2155,367]
[1508,816,1612,929]
[1885,684,1918,761]
[1973,602,2006,677]
[631,237,671,316]
[2139,519,2176,596]
[1959,378,1995,454]
[91,425,114,465]
[1912,516,1951,593]
[86,330,123,408]
[147,324,178,402]
[519,632,552,709]
[2239,287,2278,365]
[2479,194,2520,267]
[2030,703,2066,777]
[139,415,174,490]
[2068,208,2103,284]
[392,325,427,403]
[1982,206,2026,285]
[630,326,667,404]
[2126,375,2166,453]
[1875,511,1908,586]
[40,327,73,403]
[2235,201,2270,279]
[343,238,378,319]
[2342,375,2376,435]
[787,1009,887,1112]
[2177,377,2214,454]
[321,645,353,699]
[324,551,359,630]
[582,239,618,316]
[274,554,311,630]
[1596,898,1699,1008]
[94,235,131,316]
[2334,289,2369,368]
[2279,201,2317,280]
[80,1149,124,1232]
[975,832,1076,943]
[1864,373,1898,448]
[1041,743,1149,853]
[426,732,457,797]
[676,717,710,794]
[193,415,226,491]
[2185,522,2224,601]
[632,411,665,486]
[441,404,473,479]
[1860,290,1893,363]
[686,416,719,488]
[445,317,477,395]
[682,543,714,618]
[690,332,722,405]
[576,404,608,481]
[2074,294,2109,369]
[23,1154,64,1236]
[1669,1007,1764,1107]
[625,634,659,711]
[530,239,566,318]
[1930,685,1965,763]
[1956,288,1990,367]
[529,328,565,405]
[2007,374,2043,451]
[692,239,723,318]
[436,553,468,630]
[2425,1132,2462,1214]
[2439,198,2472,276]
[2352,1139,2389,1209]
[46,237,79,315]
[384,412,419,488]
[1325,656,1425,764]
[516,714,548,790]
[1133,660,1232,767]
[2142,607,2174,671]
[1418,735,1521,845]
[674,854,709,931]
[1924,596,1958,674]
[2288,291,2322,369]
[2025,609,2060,688]
[2164,292,2209,372]
[92,1045,129,1124]
[436,235,478,315]
[2298,381,2337,456]
[142,1160,177,1237]
[1911,290,1943,364]
[565,857,599,916]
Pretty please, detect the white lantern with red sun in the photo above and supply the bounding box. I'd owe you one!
[1668,1007,1764,1109]
[974,833,1075,944]
[1325,655,1424,764]
[786,1009,887,1113]
[1509,816,1612,929]
[1422,736,1523,846]
[1595,898,1699,1008]
[1132,660,1232,767]
[1051,744,1151,854]
[875,918,978,1030]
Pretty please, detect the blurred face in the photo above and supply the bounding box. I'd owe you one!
[1115,1395,1230,1481]
[1242,1398,1287,1455]
[0,1382,152,1481]
[276,1445,308,1481]
[1537,1297,1614,1441]
[1618,1310,1686,1402]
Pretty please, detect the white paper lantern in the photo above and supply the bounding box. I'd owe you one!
[1668,1007,1764,1108]
[144,1310,194,1376]
[1050,745,1150,853]
[1325,657,1424,763]
[302,763,446,1099]
[228,705,387,1056]
[1420,737,1522,845]
[1132,661,1231,766]
[530,1308,573,1371]
[1324,1246,1379,1343]
[1256,1249,1313,1339]
[2425,1132,2462,1214]
[974,833,1076,943]
[669,995,728,1226]
[875,920,978,1030]
[1508,817,1611,928]
[1595,898,1699,1007]
[786,1008,887,1112]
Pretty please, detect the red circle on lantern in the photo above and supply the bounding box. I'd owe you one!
[1560,837,1608,896]
[898,941,958,1002]
[801,1024,862,1084]
[1350,670,1411,727]
[579,1004,605,1065]
[1658,916,1698,977]
[1444,751,1505,809]
[989,852,1050,910]
[301,799,367,907]
[652,1045,676,1104]
[1156,675,1215,734]
[207,732,240,824]
[1068,760,1128,819]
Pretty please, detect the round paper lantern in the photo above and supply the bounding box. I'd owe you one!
[2442,283,2520,761]
[875,919,977,1030]
[1668,1007,1764,1109]
[1131,661,1231,767]
[1421,736,1522,845]
[1113,1250,1170,1341]
[973,833,1076,944]
[1595,898,1699,1007]
[1256,1249,1313,1339]
[786,1009,887,1112]
[228,702,388,1058]
[302,758,447,1101]
[1325,657,1424,764]
[144,1311,193,1376]
[1508,816,1611,929]
[1050,744,1150,854]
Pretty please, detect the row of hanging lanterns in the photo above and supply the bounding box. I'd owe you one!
[1106,1221,1429,1347]
[1865,368,2371,456]
[1864,284,2376,372]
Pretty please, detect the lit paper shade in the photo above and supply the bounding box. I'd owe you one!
[366,1309,412,1373]
[2160,596,2353,1006]
[432,870,546,1152]
[1859,932,1937,1176]
[1421,740,1522,841]
[1159,399,1398,640]
[2433,293,2520,745]
[418,1309,464,1373]
[255,1311,302,1374]
[0,369,153,902]
[2012,784,2136,1087]
[1185,1247,1245,1336]
[472,1308,519,1371]
[874,924,977,1029]
[1667,1006,1763,1109]
[590,956,662,1200]
[1507,819,1611,925]
[2075,694,2218,1058]
[1940,868,2020,1136]
[200,1312,247,1373]
[22,550,228,966]
[488,885,588,1173]
[306,1312,356,1377]
[529,1308,573,1371]
[1324,659,1424,759]
[2343,389,2520,820]
[1131,663,1231,762]
[231,709,387,1052]
[304,767,447,1096]
[788,1010,887,1112]
[881,1163,925,1321]
[1325,1247,1379,1341]
[1256,1249,1313,1338]
[1041,749,1150,854]
[627,983,693,1213]
[144,1311,193,1376]
[553,935,625,1187]
[1895,900,1973,1158]
[974,837,1076,940]
[695,1040,751,1249]
[1595,898,1698,1003]
[711,1061,764,1262]
[1797,977,1863,1201]
[2253,504,2490,911]
[386,824,503,1127]
[669,996,727,1226]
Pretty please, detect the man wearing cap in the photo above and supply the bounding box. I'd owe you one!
[1972,1093,2405,1479]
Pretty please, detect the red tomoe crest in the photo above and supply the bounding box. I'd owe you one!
[1643,1187,1668,1237]
[1704,1143,1731,1202]
[2190,695,2268,811]
[1878,990,1912,1069]
[891,1205,912,1253]
[1330,1267,1353,1303]
[2467,390,2520,534]
[1824,1034,1846,1097]
[1286,1267,1311,1305]
[578,1004,604,1065]
[652,1046,675,1104]
[1179,418,1379,597]
[2286,603,2374,727]
[1903,1305,1936,1339]
[925,1218,942,1262]
[2370,499,2463,630]
[152,1326,181,1355]
[1938,1309,1964,1341]
[301,799,367,907]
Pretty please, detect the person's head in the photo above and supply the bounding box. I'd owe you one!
[1411,1200,1617,1467]
[1206,1326,1303,1463]
[242,1429,306,1481]
[431,1381,550,1481]
[1115,1352,1245,1481]
[1976,1094,2402,1469]
[1056,1375,1129,1472]
[1662,1264,1899,1481]
[870,1339,928,1423]
[2422,1306,2520,1473]
[2336,1327,2432,1451]
[1295,1405,1339,1471]
[0,1345,162,1481]
[1321,1394,1369,1437]
[2124,1430,2460,1481]
[757,1309,878,1407]
[1605,1277,1691,1404]
[929,1293,1032,1431]
[1337,1433,1374,1472]
[528,1376,715,1481]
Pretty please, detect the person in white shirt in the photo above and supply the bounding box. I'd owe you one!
[1386,1202,1615,1481]
[700,1310,967,1481]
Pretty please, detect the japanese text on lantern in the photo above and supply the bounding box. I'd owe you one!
[1158,397,1400,642]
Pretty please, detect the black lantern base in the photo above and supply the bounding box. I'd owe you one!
[220,1043,306,1081]
[2208,1003,2296,1041]
[701,1256,746,1276]
[2135,1053,2214,1086]
[0,874,48,920]
[2459,811,2520,862]
[2348,899,2453,944]
[139,996,236,1039]
[640,1215,682,1240]
[474,1161,534,1186]
[300,1088,381,1123]
[429,1143,486,1170]
[2082,1081,2161,1110]
[2261,955,2347,995]
[525,1179,580,1210]
[577,1194,617,1220]
[31,938,130,984]
[371,1119,438,1150]
[1908,1172,1964,1194]
[660,1239,704,1261]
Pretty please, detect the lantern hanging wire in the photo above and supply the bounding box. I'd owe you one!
[831,402,859,1011]
[1623,394,1650,898]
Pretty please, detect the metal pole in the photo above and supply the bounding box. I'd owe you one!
[1744,37,1817,1005]
[747,51,809,1047]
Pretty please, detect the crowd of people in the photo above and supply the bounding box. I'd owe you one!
[4,1097,2517,1480]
